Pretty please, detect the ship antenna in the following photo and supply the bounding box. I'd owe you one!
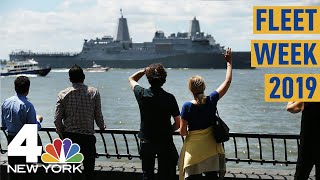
[120,8,123,18]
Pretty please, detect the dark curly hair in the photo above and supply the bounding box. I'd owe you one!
[14,76,30,95]
[145,63,167,87]
[69,64,85,83]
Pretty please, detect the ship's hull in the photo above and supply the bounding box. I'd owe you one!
[10,52,252,69]
[0,67,51,77]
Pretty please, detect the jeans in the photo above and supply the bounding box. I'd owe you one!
[63,132,96,180]
[139,140,178,180]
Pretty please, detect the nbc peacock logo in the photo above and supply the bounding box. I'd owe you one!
[41,138,84,163]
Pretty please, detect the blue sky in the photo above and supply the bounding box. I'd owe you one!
[0,0,318,59]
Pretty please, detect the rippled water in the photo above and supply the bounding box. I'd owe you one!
[1,68,316,169]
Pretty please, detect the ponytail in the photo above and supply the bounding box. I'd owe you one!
[189,75,206,104]
[195,92,207,105]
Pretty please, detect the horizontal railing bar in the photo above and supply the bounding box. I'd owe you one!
[5,127,299,139]
[0,126,300,165]
[226,158,297,164]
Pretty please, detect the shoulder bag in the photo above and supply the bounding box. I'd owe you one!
[212,109,230,143]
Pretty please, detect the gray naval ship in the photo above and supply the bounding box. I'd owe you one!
[10,11,252,69]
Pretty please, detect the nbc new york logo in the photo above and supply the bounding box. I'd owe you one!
[7,125,83,174]
[41,138,84,163]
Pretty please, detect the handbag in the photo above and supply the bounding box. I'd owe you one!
[212,109,230,143]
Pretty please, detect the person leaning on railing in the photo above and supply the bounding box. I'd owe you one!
[54,64,106,180]
[287,102,320,180]
[1,76,43,180]
[179,47,232,180]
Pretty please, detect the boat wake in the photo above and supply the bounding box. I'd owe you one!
[1,74,38,78]
[51,69,69,72]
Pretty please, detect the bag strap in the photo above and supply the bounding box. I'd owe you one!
[216,108,220,118]
[212,107,219,125]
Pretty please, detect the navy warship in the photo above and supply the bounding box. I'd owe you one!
[9,10,252,69]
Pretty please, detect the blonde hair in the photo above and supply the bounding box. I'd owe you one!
[188,75,206,104]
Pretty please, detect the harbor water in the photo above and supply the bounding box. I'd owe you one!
[0,67,317,169]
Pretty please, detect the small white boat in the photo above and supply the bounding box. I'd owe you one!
[85,61,110,72]
[0,59,51,77]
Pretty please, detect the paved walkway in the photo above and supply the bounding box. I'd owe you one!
[94,161,304,180]
[0,155,315,180]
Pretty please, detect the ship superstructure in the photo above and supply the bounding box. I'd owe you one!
[10,10,251,69]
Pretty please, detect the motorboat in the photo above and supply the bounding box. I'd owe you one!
[85,61,110,72]
[0,59,51,77]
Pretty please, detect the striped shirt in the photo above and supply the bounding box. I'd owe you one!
[54,83,105,135]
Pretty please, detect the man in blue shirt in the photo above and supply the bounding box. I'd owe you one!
[1,76,42,179]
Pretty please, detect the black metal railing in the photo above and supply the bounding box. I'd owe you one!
[0,127,300,166]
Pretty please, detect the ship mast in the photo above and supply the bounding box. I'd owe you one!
[189,17,201,37]
[116,9,131,43]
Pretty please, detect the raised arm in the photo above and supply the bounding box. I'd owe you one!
[287,102,304,113]
[128,69,146,90]
[216,47,232,99]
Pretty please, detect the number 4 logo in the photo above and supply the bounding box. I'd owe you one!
[8,124,42,163]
